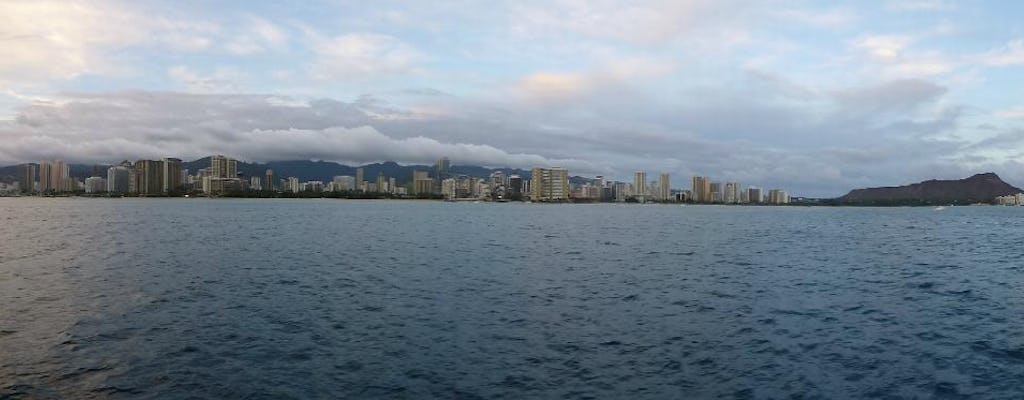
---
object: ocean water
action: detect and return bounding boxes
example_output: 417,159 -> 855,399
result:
2,198 -> 1024,399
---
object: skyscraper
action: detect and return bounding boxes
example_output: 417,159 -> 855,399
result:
748,187 -> 763,204
508,175 -> 523,199
39,160 -> 53,193
52,160 -> 70,193
135,160 -> 163,195
17,163 -> 36,194
107,165 -> 131,194
633,171 -> 648,201
657,173 -> 671,201
162,157 -> 183,194
355,168 -> 364,191
724,182 -> 739,204
691,176 -> 710,203
266,169 -> 275,191
412,170 -> 432,195
376,172 -> 387,193
531,167 -> 569,202
436,157 -> 450,181
211,155 -> 228,178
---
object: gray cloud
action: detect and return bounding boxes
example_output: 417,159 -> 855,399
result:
0,77 -> 1017,198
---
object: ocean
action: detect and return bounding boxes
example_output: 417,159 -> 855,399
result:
2,198 -> 1023,399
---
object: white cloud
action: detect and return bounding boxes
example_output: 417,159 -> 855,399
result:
310,33 -> 423,80
168,66 -> 244,93
994,107 -> 1024,120
0,1 -> 218,88
773,8 -> 858,28
979,39 -> 1024,67
225,16 -> 288,55
888,0 -> 956,11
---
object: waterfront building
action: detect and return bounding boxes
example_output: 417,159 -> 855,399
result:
331,176 -> 356,191
508,175 -> 523,199
376,172 -> 387,193
265,169 -> 275,191
748,187 -> 763,203
768,189 -> 789,204
657,173 -> 671,201
17,163 -> 36,194
412,170 -> 433,195
133,160 -> 163,195
531,167 -> 569,202
162,157 -> 183,194
355,168 -> 364,191
436,157 -> 451,181
84,176 -> 106,193
692,176 -> 710,203
288,177 -> 301,193
106,165 -> 131,193
634,171 -> 648,201
39,160 -> 53,193
304,181 -> 324,192
250,176 -> 262,191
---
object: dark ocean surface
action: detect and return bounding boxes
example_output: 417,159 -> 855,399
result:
2,198 -> 1024,399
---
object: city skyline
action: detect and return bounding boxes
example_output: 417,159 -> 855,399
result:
5,154 -> 792,204
3,2 -> 1024,197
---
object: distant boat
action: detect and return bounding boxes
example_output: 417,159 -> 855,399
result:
933,206 -> 946,211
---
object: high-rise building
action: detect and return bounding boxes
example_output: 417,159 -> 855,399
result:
288,177 -> 301,193
84,176 -> 106,193
633,171 -> 648,200
768,189 -> 789,204
436,157 -> 451,181
376,172 -> 387,193
162,157 -> 183,194
211,155 -> 228,178
51,160 -> 71,193
508,175 -> 523,199
17,163 -> 36,194
748,187 -> 763,204
531,167 -> 569,202
412,170 -> 433,195
135,160 -> 163,195
691,176 -> 710,203
107,165 -> 131,194
355,168 -> 364,191
709,182 -> 722,203
657,173 -> 671,201
724,182 -> 740,204
249,176 -> 262,191
39,160 -> 53,193
265,169 -> 275,191
331,175 -> 356,191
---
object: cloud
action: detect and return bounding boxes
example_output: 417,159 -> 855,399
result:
0,1 -> 219,88
888,0 -> 956,11
168,66 -> 244,93
310,33 -> 423,80
994,107 -> 1024,120
225,16 -> 288,55
772,8 -> 858,28
979,39 -> 1024,67
832,79 -> 948,115
0,1 -> 144,85
0,91 -> 592,172
516,57 -> 676,103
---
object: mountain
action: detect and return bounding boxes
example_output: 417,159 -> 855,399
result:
837,173 -> 1022,205
1,159 -> 533,185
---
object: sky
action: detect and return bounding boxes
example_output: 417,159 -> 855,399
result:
2,0 -> 1024,196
